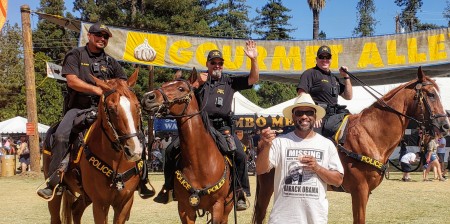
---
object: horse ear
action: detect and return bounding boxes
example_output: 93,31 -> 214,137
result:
127,67 -> 139,88
91,75 -> 111,92
417,66 -> 425,82
187,67 -> 198,84
174,70 -> 183,80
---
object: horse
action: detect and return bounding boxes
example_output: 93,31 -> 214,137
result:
252,67 -> 450,224
141,68 -> 234,224
41,68 -> 146,224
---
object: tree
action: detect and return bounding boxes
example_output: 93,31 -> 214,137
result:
211,0 -> 251,38
443,0 -> 450,26
251,0 -> 297,107
307,0 -> 326,40
353,0 -> 378,37
395,0 -> 423,32
0,23 -> 24,120
253,0 -> 295,40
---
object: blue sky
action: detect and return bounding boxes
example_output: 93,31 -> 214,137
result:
6,0 -> 449,40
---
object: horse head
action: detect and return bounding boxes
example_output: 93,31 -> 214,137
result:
92,68 -> 144,162
141,68 -> 198,117
414,67 -> 450,136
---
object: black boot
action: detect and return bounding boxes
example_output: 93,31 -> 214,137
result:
138,179 -> 155,199
153,187 -> 174,204
37,171 -> 61,200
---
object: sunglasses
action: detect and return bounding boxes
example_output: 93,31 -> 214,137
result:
293,110 -> 315,117
91,32 -> 110,40
318,55 -> 331,60
210,61 -> 224,66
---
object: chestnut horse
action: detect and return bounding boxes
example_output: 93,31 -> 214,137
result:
252,67 -> 450,224
141,69 -> 233,224
42,69 -> 145,224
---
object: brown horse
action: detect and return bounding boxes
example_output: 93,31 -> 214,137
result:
141,69 -> 233,224
252,67 -> 450,224
42,69 -> 145,224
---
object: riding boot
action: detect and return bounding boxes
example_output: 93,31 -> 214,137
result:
37,135 -> 69,200
138,161 -> 155,199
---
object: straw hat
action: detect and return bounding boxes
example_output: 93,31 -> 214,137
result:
282,94 -> 326,120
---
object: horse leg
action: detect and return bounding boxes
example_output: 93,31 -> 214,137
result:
210,201 -> 225,224
92,202 -> 110,224
178,203 -> 196,224
113,197 -> 134,224
350,186 -> 370,224
72,196 -> 91,224
48,195 -> 62,224
252,169 -> 274,224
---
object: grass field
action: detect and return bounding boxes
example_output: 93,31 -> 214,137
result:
0,169 -> 449,224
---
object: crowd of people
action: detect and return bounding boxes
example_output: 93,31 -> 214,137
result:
0,136 -> 31,174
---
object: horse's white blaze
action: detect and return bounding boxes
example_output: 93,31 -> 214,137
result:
120,96 -> 143,154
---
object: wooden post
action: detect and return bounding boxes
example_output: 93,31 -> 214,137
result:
147,65 -> 155,148
21,5 -> 40,173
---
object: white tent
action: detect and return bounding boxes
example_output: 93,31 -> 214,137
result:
257,77 -> 450,116
0,116 -> 50,134
232,92 -> 262,115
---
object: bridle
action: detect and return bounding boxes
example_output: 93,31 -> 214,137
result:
152,79 -> 205,118
101,89 -> 145,152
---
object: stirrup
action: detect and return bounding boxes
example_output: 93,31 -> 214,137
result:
36,181 -> 60,202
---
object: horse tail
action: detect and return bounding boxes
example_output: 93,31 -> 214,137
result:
61,191 -> 74,224
251,169 -> 275,224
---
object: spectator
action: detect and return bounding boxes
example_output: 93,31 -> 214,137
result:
399,139 -> 408,168
400,152 -> 419,181
422,134 -> 446,182
17,136 -> 30,173
437,133 -> 446,178
256,94 -> 344,223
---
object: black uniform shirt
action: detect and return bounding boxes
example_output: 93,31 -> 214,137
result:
198,74 -> 252,119
61,45 -> 127,109
296,66 -> 345,105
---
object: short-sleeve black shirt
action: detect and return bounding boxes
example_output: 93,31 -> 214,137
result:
296,66 -> 345,105
198,74 -> 252,119
61,45 -> 127,109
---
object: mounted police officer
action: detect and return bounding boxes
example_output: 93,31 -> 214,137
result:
37,22 -> 153,200
297,45 -> 353,137
154,40 -> 259,211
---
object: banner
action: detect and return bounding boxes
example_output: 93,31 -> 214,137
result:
234,115 -> 293,131
0,0 -> 7,30
79,22 -> 450,85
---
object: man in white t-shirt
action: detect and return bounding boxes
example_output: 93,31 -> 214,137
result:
400,152 -> 419,181
256,93 -> 344,224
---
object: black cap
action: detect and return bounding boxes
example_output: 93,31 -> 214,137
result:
317,45 -> 331,57
88,22 -> 112,37
207,50 -> 224,61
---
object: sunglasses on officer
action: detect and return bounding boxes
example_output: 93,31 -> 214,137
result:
293,110 -> 315,117
318,54 -> 331,60
210,61 -> 224,66
91,32 -> 110,40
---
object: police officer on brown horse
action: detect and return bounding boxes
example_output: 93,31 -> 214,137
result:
37,22 -> 153,200
154,40 -> 259,211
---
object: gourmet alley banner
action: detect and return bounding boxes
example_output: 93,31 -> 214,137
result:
79,22 -> 450,85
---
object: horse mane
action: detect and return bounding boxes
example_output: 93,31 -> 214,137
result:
361,75 -> 438,113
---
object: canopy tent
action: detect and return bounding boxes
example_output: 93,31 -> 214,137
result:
232,92 -> 262,115
0,116 -> 50,134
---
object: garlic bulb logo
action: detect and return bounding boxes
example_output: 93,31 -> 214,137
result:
134,39 -> 157,62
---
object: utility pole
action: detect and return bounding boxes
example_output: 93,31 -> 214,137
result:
21,5 -> 40,172
147,65 -> 155,147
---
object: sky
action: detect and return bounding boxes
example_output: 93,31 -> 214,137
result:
5,0 -> 449,40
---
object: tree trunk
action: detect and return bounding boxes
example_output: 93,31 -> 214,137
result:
313,9 -> 320,40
